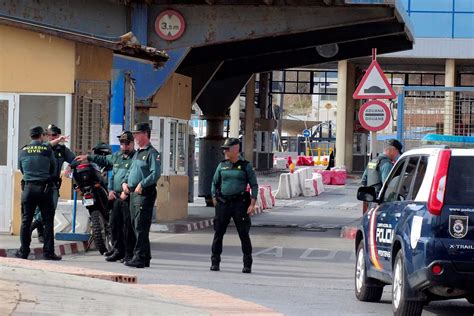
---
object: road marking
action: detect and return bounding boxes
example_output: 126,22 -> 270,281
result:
306,201 -> 328,207
337,202 -> 359,208
254,246 -> 283,258
300,248 -> 338,260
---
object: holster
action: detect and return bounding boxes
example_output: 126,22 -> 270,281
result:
216,195 -> 227,204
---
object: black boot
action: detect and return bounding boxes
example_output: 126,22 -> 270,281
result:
124,257 -> 145,268
210,261 -> 220,271
104,249 -> 115,257
105,251 -> 124,262
43,253 -> 62,261
15,250 -> 28,259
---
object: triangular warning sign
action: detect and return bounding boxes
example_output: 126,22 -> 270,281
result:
353,60 -> 396,99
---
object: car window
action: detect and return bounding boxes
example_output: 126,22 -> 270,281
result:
397,156 -> 419,201
382,159 -> 406,203
445,156 -> 474,205
410,156 -> 428,200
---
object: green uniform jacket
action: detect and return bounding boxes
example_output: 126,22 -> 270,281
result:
211,157 -> 259,199
89,150 -> 135,192
125,143 -> 161,189
50,144 -> 76,180
361,154 -> 393,187
18,140 -> 56,182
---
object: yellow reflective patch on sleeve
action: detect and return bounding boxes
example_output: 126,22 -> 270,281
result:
367,162 -> 377,169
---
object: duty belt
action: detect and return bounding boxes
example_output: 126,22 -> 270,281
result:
24,180 -> 48,185
222,193 -> 245,200
130,186 -> 156,195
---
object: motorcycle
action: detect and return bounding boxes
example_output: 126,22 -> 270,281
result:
69,159 -> 113,255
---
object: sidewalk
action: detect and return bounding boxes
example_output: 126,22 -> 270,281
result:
0,257 -> 280,315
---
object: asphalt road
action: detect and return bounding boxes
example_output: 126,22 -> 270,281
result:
54,203 -> 474,315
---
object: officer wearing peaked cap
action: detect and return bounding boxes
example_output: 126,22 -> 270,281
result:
122,123 -> 161,268
210,137 -> 258,273
361,138 -> 403,213
76,130 -> 136,263
17,126 -> 62,260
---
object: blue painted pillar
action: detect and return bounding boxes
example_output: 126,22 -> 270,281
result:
132,3 -> 148,44
110,69 -> 125,153
396,91 -> 405,144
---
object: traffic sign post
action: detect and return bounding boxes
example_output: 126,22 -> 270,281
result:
358,100 -> 391,159
353,49 -> 396,159
358,100 -> 391,132
353,59 -> 396,100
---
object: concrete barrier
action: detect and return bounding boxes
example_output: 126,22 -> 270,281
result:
276,167 -> 325,199
312,173 -> 325,195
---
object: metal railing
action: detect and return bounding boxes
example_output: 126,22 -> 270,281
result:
397,86 -> 474,150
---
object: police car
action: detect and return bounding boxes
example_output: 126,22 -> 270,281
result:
355,136 -> 474,315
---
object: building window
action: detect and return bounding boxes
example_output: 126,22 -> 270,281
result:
460,74 -> 474,87
150,116 -> 188,176
406,0 -> 474,39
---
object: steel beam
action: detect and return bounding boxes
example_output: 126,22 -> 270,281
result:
214,34 -> 412,79
176,61 -> 224,103
179,20 -> 404,68
0,0 -> 127,37
196,75 -> 251,116
149,4 -> 399,50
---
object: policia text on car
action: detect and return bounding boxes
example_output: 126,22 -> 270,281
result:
210,137 -> 259,273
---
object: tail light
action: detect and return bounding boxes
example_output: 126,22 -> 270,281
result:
77,163 -> 89,170
428,149 -> 451,216
84,193 -> 93,199
431,264 -> 443,275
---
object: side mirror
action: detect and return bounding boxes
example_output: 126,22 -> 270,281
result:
357,186 -> 378,202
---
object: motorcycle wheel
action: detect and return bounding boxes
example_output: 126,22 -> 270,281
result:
90,210 -> 112,255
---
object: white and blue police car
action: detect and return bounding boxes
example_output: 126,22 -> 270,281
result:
355,134 -> 474,315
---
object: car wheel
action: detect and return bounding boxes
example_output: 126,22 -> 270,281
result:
392,251 -> 424,316
355,241 -> 384,302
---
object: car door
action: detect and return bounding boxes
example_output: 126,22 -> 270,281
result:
367,157 -> 407,275
380,156 -> 421,272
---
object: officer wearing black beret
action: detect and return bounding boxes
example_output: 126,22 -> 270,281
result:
122,123 -> 161,268
210,137 -> 258,273
16,126 -> 61,260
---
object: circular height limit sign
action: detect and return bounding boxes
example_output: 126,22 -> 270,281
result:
155,10 -> 186,41
358,100 -> 391,132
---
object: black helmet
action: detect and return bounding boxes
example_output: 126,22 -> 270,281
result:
92,142 -> 112,156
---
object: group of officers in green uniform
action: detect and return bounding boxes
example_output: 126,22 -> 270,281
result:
17,123 -> 161,268
17,121 -> 400,273
17,121 -> 258,272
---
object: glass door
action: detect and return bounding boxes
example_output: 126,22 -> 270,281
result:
0,94 -> 14,233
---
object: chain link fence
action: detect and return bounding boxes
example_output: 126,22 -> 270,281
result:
398,87 -> 474,150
